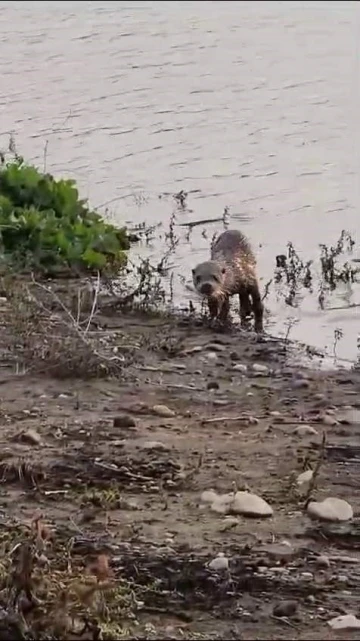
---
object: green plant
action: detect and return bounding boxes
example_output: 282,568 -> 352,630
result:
0,148 -> 130,276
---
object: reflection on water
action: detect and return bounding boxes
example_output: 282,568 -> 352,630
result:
0,0 -> 359,362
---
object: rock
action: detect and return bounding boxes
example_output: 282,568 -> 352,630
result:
207,381 -> 219,391
307,497 -> 353,522
184,346 -> 203,355
327,614 -> 360,630
211,493 -> 234,514
252,363 -> 269,375
205,352 -> 218,361
262,542 -> 297,562
205,343 -> 226,353
230,491 -> 273,518
297,469 -> 313,486
292,379 -> 310,389
321,414 -> 338,426
113,415 -> 136,428
141,441 -> 170,451
208,554 -> 229,571
269,567 -> 288,575
294,425 -> 318,436
336,574 -> 348,583
200,490 -> 218,504
20,428 -> 42,446
221,517 -> 239,530
112,439 -> 126,448
306,594 -> 316,604
301,572 -> 313,581
152,405 -> 176,418
338,407 -> 360,424
316,555 -> 330,568
273,600 -> 298,617
233,363 -> 247,373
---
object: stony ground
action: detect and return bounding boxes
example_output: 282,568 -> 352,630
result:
0,307 -> 359,640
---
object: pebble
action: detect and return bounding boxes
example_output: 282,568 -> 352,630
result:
291,379 -> 310,389
316,555 -> 330,569
207,381 -> 219,391
205,343 -> 226,353
252,363 -> 269,375
257,566 -> 267,574
211,493 -> 234,514
269,567 -> 288,574
112,439 -> 126,447
307,595 -> 316,605
113,415 -> 136,428
327,614 -> 360,630
206,352 -> 218,361
233,363 -> 247,373
321,414 -> 338,426
221,517 -> 239,530
262,542 -> 297,562
184,346 -> 203,355
230,491 -> 273,518
301,572 -> 313,581
294,425 -> 318,437
141,441 -> 170,452
208,554 -> 229,571
152,405 -> 176,418
273,600 -> 298,617
307,497 -> 353,522
336,574 -> 348,583
297,469 -> 313,486
200,490 -> 218,504
21,428 -> 42,446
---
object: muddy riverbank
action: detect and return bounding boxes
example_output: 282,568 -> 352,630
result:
0,300 -> 359,639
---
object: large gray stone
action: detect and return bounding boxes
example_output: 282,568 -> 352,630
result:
327,614 -> 360,630
231,491 -> 273,518
307,497 -> 353,522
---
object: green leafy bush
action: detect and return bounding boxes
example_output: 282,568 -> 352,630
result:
0,152 -> 130,276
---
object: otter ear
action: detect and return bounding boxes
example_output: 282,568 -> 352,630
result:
192,268 -> 195,275
221,267 -> 226,274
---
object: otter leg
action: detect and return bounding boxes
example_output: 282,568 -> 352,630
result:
238,287 -> 252,328
250,283 -> 264,332
218,296 -> 230,323
208,298 -> 219,320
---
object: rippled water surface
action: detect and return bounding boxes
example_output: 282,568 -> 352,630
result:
1,0 -> 359,363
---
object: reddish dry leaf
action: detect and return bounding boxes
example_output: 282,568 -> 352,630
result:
31,510 -> 51,541
86,554 -> 113,582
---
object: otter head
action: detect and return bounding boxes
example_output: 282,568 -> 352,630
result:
192,261 -> 226,299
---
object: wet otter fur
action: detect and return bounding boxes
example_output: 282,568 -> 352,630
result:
192,229 -> 263,332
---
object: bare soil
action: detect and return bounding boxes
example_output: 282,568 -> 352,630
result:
0,308 -> 359,640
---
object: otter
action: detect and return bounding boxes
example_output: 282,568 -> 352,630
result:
192,229 -> 263,332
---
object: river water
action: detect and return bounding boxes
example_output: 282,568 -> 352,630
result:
1,1 -> 359,364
